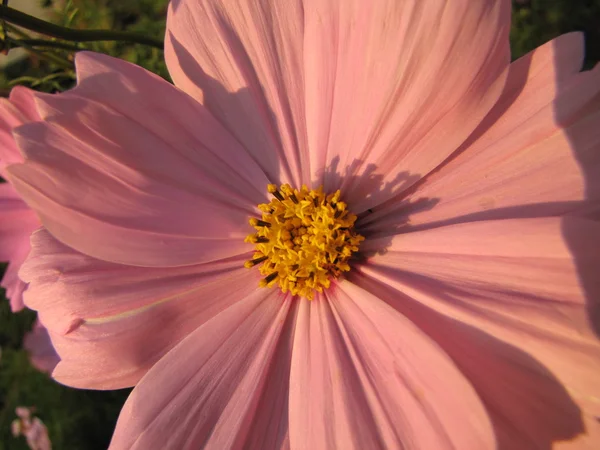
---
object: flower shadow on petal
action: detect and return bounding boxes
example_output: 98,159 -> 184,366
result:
347,36 -> 600,346
317,154 -> 440,258
559,79 -> 600,339
168,32 -> 289,185
364,37 -> 594,235
174,28 -> 441,260
169,24 -> 441,259
354,271 -> 585,450
564,218 -> 600,339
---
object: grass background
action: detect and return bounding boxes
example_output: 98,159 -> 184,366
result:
0,0 -> 599,448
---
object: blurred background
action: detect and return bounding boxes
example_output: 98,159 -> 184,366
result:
0,0 -> 598,448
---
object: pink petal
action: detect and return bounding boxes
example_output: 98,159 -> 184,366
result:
12,408 -> 52,450
359,217 -> 600,442
0,183 -> 37,260
110,289 -> 292,449
288,288 -> 494,450
15,407 -> 31,421
8,52 -> 269,267
165,0 -> 308,187
23,319 -> 59,375
363,33 -> 600,232
303,0 -> 510,211
0,183 -> 39,311
0,86 -> 42,311
165,0 -> 510,209
1,249 -> 28,312
353,274 -> 595,449
26,418 -> 52,450
0,86 -> 39,175
20,228 -> 260,389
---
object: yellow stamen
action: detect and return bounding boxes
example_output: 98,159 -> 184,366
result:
244,255 -> 269,268
244,184 -> 364,300
249,218 -> 272,228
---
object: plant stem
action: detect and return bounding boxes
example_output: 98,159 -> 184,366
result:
5,37 -> 83,52
3,23 -> 74,69
0,5 -> 163,49
8,71 -> 74,88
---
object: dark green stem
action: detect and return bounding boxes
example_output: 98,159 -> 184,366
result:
5,37 -> 83,52
3,23 -> 74,68
0,5 -> 163,49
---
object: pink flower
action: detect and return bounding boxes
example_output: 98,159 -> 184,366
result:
0,89 -> 59,375
0,88 -> 41,312
12,406 -> 52,450
7,0 -> 600,448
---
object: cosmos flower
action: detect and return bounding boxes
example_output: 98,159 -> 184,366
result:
7,0 -> 600,448
11,406 -> 52,450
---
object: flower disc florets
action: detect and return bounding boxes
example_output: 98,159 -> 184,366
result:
245,184 -> 364,300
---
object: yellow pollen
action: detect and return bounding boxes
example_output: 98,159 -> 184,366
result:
245,184 -> 364,300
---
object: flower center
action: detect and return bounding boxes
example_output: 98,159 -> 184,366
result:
245,184 -> 364,299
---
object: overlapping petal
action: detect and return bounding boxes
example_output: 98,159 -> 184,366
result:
7,52 -> 270,267
357,217 -> 600,445
20,228 -> 260,389
165,0 -> 308,187
362,33 -> 600,233
302,0 -> 510,212
351,273 -> 598,449
110,289 -> 292,449
0,183 -> 39,310
288,288 -> 494,450
0,86 -> 41,311
0,86 -> 39,175
166,0 -> 510,210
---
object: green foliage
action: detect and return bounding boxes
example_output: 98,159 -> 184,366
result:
511,0 -> 600,67
60,0 -> 170,79
0,0 -> 169,93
